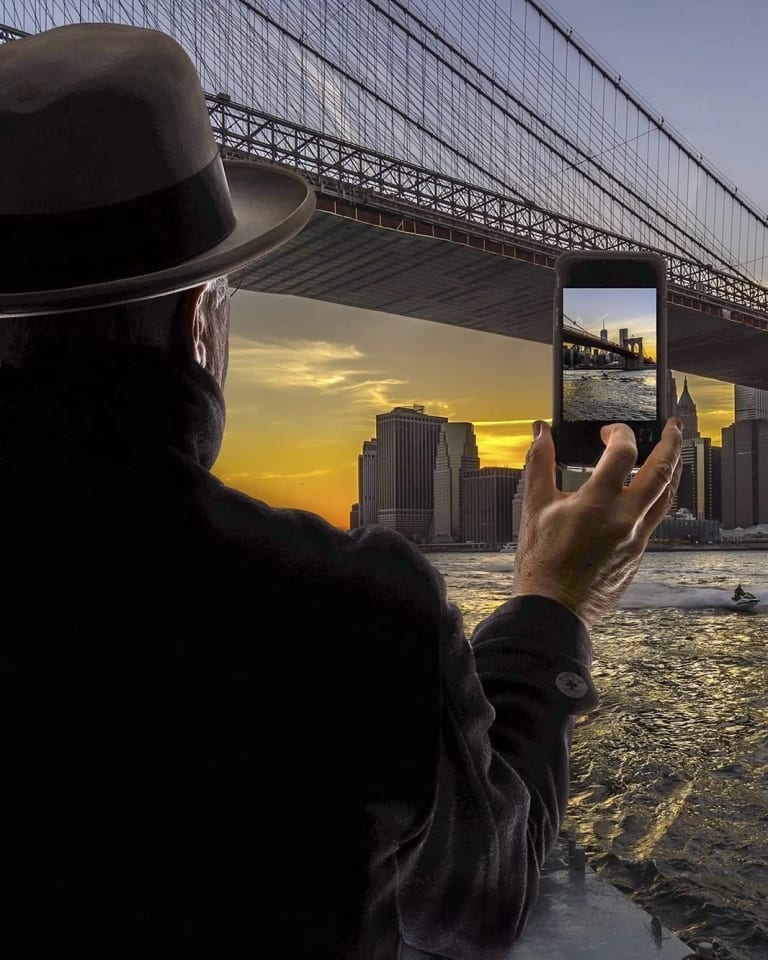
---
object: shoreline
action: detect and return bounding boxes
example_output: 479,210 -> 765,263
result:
418,542 -> 768,553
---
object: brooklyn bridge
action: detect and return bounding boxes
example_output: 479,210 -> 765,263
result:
2,0 -> 767,390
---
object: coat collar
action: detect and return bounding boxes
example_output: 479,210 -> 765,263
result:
0,345 -> 225,471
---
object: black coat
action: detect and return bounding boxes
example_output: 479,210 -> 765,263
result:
0,347 -> 597,958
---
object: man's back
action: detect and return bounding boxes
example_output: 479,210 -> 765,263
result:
0,346 -> 443,955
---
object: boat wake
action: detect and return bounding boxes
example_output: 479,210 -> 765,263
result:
619,583 -> 767,610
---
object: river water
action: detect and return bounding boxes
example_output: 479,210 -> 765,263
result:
429,549 -> 768,960
563,367 -> 657,420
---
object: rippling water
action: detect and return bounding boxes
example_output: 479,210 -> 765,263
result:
564,367 -> 657,420
429,549 -> 768,960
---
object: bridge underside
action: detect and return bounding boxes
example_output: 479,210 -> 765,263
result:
234,207 -> 768,391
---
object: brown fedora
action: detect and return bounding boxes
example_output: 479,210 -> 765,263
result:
0,21 -> 316,317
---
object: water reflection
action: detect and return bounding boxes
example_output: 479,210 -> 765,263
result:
430,550 -> 768,960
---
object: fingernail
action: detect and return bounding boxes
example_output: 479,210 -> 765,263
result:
532,420 -> 543,440
673,417 -> 683,431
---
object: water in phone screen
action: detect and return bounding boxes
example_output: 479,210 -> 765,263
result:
562,287 -> 657,421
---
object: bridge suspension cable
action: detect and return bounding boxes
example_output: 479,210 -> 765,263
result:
2,0 -> 767,290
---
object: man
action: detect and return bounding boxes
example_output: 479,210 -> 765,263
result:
0,22 -> 682,959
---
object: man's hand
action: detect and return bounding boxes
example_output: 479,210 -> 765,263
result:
512,418 -> 683,629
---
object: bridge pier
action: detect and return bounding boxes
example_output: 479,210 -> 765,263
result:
623,355 -> 643,370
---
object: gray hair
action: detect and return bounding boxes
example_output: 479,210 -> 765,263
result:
0,275 -> 231,385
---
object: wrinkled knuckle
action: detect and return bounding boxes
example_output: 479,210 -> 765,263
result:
654,459 -> 674,486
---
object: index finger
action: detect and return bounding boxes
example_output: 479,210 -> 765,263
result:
627,417 -> 683,509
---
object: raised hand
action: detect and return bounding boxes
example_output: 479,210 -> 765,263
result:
512,418 -> 683,628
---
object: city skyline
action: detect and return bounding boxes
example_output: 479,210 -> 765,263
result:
563,287 -> 657,360
209,2 -> 768,532
213,289 -> 744,529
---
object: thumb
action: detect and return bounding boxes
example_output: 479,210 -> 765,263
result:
524,420 -> 556,507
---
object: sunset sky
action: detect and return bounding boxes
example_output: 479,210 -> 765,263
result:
213,0 -> 764,531
213,289 -> 735,530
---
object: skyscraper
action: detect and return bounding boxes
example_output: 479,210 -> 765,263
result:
512,469 -> 526,539
667,371 -> 679,419
735,385 -> 768,421
679,437 -> 716,520
677,377 -> 700,439
461,467 -> 521,544
433,422 -> 480,542
376,405 -> 447,542
721,419 -> 768,528
357,438 -> 378,526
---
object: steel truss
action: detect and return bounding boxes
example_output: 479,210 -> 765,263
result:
208,97 -> 768,320
1,22 -> 766,322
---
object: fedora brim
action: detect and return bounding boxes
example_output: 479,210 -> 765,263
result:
0,160 -> 316,317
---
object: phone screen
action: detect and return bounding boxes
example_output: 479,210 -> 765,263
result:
562,287 -> 658,425
553,253 -> 667,471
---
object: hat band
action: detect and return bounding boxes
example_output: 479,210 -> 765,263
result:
0,154 -> 236,294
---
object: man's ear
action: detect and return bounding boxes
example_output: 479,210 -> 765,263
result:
182,285 -> 207,367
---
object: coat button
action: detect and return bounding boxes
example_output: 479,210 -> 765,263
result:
555,671 -> 588,699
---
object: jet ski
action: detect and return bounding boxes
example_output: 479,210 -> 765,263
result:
731,589 -> 760,611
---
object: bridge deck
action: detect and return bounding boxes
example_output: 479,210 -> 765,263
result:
236,206 -> 768,391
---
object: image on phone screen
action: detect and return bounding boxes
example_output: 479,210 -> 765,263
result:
562,287 -> 657,422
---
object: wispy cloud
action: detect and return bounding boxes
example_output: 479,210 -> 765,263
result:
226,338 -> 414,410
228,337 -> 369,389
337,378 -> 408,409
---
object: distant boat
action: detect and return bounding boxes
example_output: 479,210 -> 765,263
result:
499,542 -> 516,553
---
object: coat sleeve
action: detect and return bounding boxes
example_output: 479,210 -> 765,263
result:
397,594 -> 598,960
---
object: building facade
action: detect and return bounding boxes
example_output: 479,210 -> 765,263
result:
376,405 -> 447,542
676,377 -> 700,439
678,437 -> 717,520
433,422 -> 480,542
512,469 -> 526,539
667,371 -> 679,420
461,467 -> 522,544
357,438 -> 378,526
650,510 -> 720,543
721,418 -> 768,528
735,385 -> 768,421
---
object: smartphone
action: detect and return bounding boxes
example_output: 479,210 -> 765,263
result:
552,250 -> 668,472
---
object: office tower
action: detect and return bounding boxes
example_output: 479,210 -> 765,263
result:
677,377 -> 700,439
721,419 -> 768,528
376,405 -> 447,542
618,327 -> 629,347
462,468 -> 522,544
357,438 -> 378,526
512,469 -> 526,539
710,446 -> 722,523
433,422 -> 480,542
735,384 -> 768,421
600,328 -> 608,341
667,372 -> 679,419
349,503 -> 360,530
679,437 -> 716,520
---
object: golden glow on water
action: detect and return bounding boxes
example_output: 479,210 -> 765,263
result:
431,550 -> 768,960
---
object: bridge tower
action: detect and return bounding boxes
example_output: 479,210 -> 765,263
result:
623,336 -> 644,371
